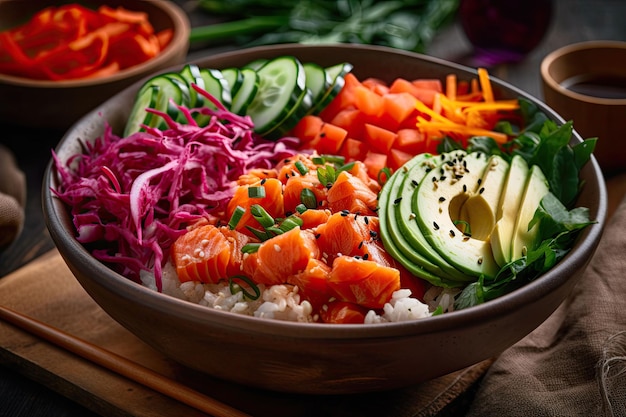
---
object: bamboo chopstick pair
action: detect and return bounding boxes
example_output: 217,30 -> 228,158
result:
0,305 -> 250,417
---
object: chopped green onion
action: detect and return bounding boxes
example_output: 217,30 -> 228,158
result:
250,204 -> 274,228
265,226 -> 285,235
311,156 -> 325,165
338,161 -> 355,172
228,205 -> 245,229
246,225 -> 273,241
320,154 -> 345,166
229,275 -> 261,301
248,185 -> 266,198
241,243 -> 261,254
377,167 -> 392,186
278,216 -> 303,232
453,220 -> 471,236
431,305 -> 444,316
295,203 -> 308,214
300,188 -> 318,209
294,160 -> 309,175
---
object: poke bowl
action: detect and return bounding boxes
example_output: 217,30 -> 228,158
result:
43,44 -> 607,394
0,0 -> 190,129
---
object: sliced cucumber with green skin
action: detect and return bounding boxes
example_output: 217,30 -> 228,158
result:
199,68 -> 232,110
303,62 -> 331,105
244,58 -> 268,71
126,74 -> 189,133
124,84 -> 159,136
259,86 -> 313,140
163,73 -> 192,124
221,67 -> 244,97
308,62 -> 353,115
230,68 -> 259,116
179,64 -> 205,108
246,56 -> 308,134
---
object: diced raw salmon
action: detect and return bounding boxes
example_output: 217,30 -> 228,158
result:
327,256 -> 401,309
327,170 -> 378,215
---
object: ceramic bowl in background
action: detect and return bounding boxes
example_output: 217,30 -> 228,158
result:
541,40 -> 626,176
43,44 -> 607,394
0,0 -> 190,130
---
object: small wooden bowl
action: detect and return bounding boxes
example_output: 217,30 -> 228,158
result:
0,0 -> 190,130
541,40 -> 626,176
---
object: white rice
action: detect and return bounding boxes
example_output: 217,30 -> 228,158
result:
140,262 -> 447,324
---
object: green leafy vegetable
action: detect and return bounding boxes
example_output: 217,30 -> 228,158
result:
454,106 -> 597,310
191,0 -> 460,53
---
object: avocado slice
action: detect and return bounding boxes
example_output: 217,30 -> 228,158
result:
414,151 -> 500,279
491,155 -> 530,266
398,151 -> 473,284
511,164 -> 550,261
378,154 -> 450,285
379,152 -> 471,287
460,155 -> 509,241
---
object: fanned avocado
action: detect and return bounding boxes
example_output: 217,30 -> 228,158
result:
414,152 -> 501,279
511,164 -> 550,260
378,152 -> 470,287
491,155 -> 530,266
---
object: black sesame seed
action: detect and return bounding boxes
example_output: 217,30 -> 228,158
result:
477,178 -> 482,185
425,167 -> 432,173
446,160 -> 454,167
364,216 -> 369,225
315,233 -> 321,239
439,196 -> 446,202
411,179 -> 419,187
358,241 -> 364,249
340,210 -> 349,217
432,176 -> 437,182
463,184 -> 467,192
479,187 -> 485,194
393,197 -> 402,205
440,175 -> 447,181
362,253 -> 369,260
319,132 -> 326,138
449,230 -> 455,238
433,221 -> 439,230
260,178 -> 267,185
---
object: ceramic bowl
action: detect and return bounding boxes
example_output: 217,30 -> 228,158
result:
0,0 -> 190,130
43,44 -> 607,395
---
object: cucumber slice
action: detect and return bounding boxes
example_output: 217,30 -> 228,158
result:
124,84 -> 159,136
199,68 -> 232,110
244,58 -> 268,71
309,62 -> 353,115
303,62 -> 331,105
130,74 -> 188,131
259,87 -> 314,140
230,68 -> 259,116
221,67 -> 244,97
246,56 -> 308,134
179,64 -> 205,108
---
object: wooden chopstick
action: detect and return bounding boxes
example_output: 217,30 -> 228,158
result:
0,305 -> 250,417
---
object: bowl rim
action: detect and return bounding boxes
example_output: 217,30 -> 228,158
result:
44,43 -> 609,340
0,0 -> 190,88
540,40 -> 626,106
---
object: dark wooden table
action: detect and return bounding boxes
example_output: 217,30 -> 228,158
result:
1,0 -> 625,416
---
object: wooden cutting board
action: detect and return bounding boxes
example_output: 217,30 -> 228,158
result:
0,250 -> 493,417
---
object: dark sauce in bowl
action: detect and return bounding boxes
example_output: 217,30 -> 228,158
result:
560,75 -> 626,99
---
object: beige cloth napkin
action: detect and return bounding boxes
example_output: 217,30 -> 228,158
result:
467,193 -> 626,417
0,145 -> 26,250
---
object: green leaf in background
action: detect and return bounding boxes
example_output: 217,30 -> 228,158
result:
191,0 -> 460,53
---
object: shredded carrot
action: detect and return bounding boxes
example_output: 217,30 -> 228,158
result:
0,3 -> 172,81
445,74 -> 456,101
477,68 -> 494,102
413,68 -> 518,145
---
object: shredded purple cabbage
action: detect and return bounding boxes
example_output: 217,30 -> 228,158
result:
52,99 -> 299,291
